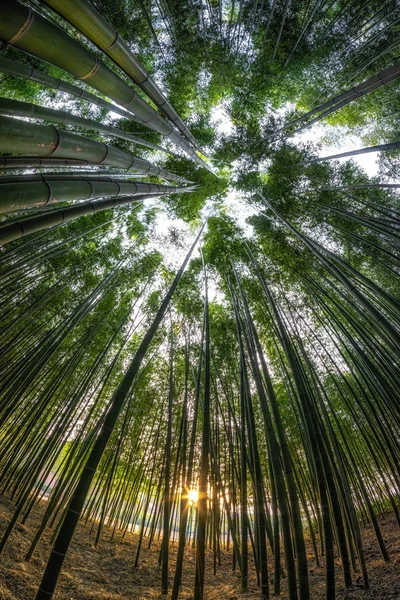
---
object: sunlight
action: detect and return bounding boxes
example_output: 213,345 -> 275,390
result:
188,489 -> 198,504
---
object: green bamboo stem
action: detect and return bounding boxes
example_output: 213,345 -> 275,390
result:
284,0 -> 326,66
253,272 -> 336,599
194,262 -> 211,600
231,297 -> 269,600
232,275 -> 297,598
0,96 -> 179,157
242,250 -> 311,599
258,192 -> 400,356
239,364 -> 248,593
310,239 -> 400,319
161,330 -> 174,595
304,141 -> 400,163
0,157 -> 90,169
319,183 -> 400,190
0,115 -> 191,185
0,56 -> 143,123
0,193 -> 148,245
0,173 -> 191,214
281,62 -> 400,135
171,316 -> 206,600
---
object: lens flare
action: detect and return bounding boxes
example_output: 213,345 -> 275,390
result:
188,489 -> 198,504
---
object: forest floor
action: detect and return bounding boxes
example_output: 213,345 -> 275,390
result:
0,496 -> 399,600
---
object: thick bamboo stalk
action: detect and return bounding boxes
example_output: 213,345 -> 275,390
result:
1,170 -> 149,180
0,157 -> 90,169
0,97 -> 178,157
161,332 -> 174,595
0,116 -> 191,184
0,172 -> 191,213
0,56 -> 142,123
194,265 -> 211,600
239,370 -> 248,593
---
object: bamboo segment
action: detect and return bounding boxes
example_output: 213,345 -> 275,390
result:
0,174 -> 192,213
0,116 -> 191,184
0,170 -> 150,179
161,331 -> 174,595
320,183 -> 400,190
0,97 -> 179,157
194,263 -> 211,600
0,157 -> 91,169
0,194 -> 148,245
0,56 -> 143,123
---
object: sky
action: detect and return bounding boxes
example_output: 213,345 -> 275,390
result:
295,125 -> 380,176
210,103 -> 380,176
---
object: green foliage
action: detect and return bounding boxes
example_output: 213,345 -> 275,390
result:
162,159 -> 229,221
173,258 -> 204,320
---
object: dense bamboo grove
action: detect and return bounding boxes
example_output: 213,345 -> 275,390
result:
0,1 -> 399,599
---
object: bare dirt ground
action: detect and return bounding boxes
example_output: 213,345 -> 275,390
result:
0,496 -> 399,600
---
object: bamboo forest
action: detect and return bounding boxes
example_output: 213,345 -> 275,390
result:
0,0 -> 399,599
